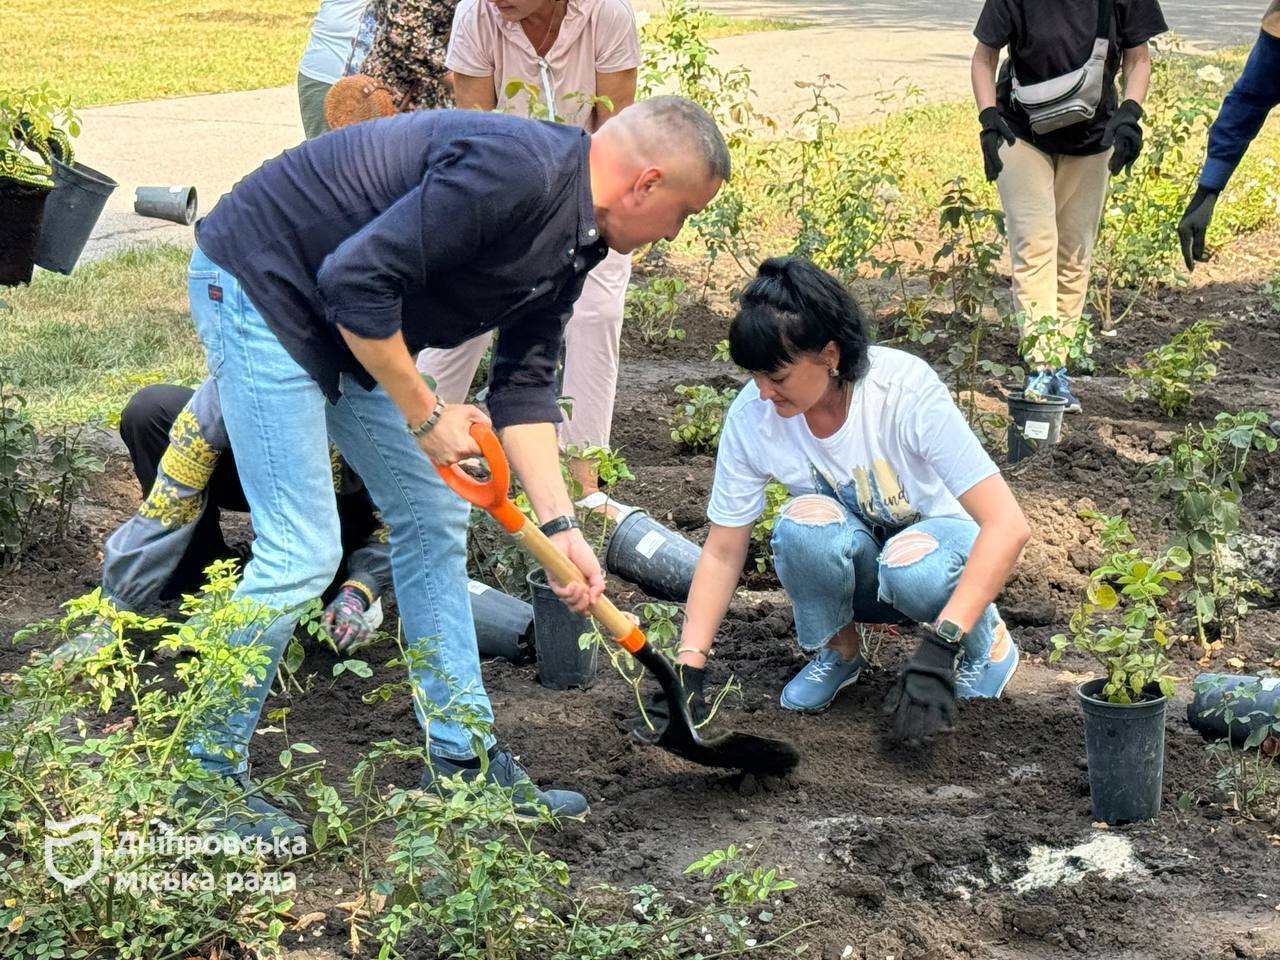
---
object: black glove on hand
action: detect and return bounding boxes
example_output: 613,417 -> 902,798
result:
979,106 -> 1016,182
1101,99 -> 1144,174
884,631 -> 958,745
1177,186 -> 1220,271
631,664 -> 708,741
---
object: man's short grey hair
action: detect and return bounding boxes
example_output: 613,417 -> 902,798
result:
630,95 -> 731,183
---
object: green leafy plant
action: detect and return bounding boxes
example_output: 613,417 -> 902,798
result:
626,275 -> 688,344
686,844 -> 797,907
1153,411 -> 1278,648
0,85 -> 78,188
1122,319 -> 1225,416
765,75 -> 906,288
1050,512 -> 1187,703
928,178 -> 1019,440
0,578 -> 306,958
1017,313 -> 1097,374
572,444 -> 636,490
1089,69 -> 1218,328
668,384 -> 737,452
640,0 -> 771,291
749,479 -> 789,573
0,375 -> 104,568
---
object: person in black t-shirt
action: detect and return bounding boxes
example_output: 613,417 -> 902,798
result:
971,0 -> 1167,414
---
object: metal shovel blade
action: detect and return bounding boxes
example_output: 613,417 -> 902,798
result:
634,645 -> 800,776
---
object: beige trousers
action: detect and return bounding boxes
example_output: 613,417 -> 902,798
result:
415,247 -> 631,451
996,138 -> 1111,367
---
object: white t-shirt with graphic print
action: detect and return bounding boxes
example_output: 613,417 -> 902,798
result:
707,346 -> 999,531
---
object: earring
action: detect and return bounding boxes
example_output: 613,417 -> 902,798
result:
829,367 -> 838,378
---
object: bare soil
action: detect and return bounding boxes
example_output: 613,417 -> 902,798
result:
4,228 -> 1280,959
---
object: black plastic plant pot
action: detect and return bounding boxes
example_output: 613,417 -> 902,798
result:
134,185 -> 198,225
1006,391 -> 1067,464
34,157 -> 118,275
604,509 -> 701,603
0,178 -> 51,286
527,568 -> 597,690
468,579 -> 533,663
1187,672 -> 1280,746
1077,677 -> 1167,824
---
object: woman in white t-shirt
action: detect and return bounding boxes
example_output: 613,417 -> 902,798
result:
415,0 -> 641,509
668,257 -> 1030,743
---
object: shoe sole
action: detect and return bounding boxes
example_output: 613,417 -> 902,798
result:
779,670 -> 862,714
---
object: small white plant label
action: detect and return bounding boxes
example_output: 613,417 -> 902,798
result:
635,530 -> 666,559
467,581 -> 489,596
1024,420 -> 1051,440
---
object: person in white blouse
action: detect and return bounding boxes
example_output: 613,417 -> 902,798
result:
415,0 -> 641,511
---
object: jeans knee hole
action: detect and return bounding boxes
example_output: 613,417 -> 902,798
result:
882,532 -> 938,568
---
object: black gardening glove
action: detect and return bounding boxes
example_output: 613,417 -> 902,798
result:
631,665 -> 708,741
1177,186 -> 1220,271
884,631 -> 959,745
1101,99 -> 1144,174
978,106 -> 1016,182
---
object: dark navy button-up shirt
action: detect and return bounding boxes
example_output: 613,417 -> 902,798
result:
195,109 -> 607,428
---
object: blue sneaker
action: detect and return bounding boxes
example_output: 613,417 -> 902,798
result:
955,637 -> 1020,699
1049,367 -> 1082,413
1022,368 -> 1054,403
780,647 -> 865,713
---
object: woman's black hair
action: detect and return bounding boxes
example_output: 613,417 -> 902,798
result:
728,256 -> 871,384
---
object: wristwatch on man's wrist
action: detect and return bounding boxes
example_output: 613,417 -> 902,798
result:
408,395 -> 446,439
931,618 -> 966,646
539,515 -> 580,537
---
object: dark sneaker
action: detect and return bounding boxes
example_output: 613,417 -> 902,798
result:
421,748 -> 588,821
1050,367 -> 1082,414
1022,368 -> 1054,403
779,647 -> 865,713
179,771 -> 305,844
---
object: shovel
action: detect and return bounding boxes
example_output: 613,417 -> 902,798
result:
435,423 -> 800,776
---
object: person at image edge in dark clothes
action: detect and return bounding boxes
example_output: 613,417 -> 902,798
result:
971,0 -> 1168,413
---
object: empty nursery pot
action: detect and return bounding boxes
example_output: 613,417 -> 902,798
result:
134,185 -> 198,225
1006,391 -> 1067,464
604,509 -> 701,603
1077,678 -> 1167,824
468,579 -> 533,663
1187,672 -> 1280,746
0,178 -> 51,286
34,157 -> 117,275
526,567 -> 597,690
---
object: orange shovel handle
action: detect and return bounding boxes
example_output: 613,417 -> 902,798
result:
434,424 -> 646,654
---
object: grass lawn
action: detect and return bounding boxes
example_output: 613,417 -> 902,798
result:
699,14 -> 806,39
0,245 -> 204,426
2,0 -> 803,107
2,0 -> 316,106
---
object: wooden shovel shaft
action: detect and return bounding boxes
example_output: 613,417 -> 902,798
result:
513,516 -> 646,653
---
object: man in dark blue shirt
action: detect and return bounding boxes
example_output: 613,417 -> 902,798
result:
183,96 -> 729,837
1178,3 -> 1280,269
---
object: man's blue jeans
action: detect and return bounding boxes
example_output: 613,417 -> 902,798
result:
186,244 -> 494,773
770,493 -> 1003,663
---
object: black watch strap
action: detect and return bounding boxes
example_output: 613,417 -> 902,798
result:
538,515 -> 580,537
